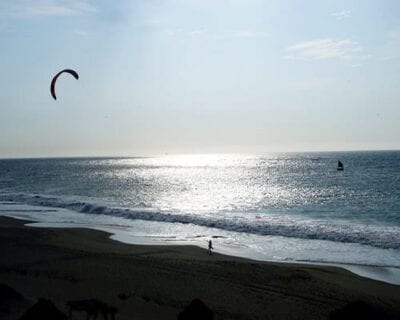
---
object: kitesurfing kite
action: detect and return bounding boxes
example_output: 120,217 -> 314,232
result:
50,69 -> 79,100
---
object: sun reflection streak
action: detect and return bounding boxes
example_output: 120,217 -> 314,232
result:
108,154 -> 291,215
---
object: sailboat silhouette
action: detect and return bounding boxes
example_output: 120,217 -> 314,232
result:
337,160 -> 344,171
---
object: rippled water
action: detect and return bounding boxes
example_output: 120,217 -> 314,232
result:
1,151 -> 400,275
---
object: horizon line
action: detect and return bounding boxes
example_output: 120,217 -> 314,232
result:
1,148 -> 399,160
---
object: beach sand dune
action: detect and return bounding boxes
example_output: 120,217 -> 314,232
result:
1,216 -> 400,319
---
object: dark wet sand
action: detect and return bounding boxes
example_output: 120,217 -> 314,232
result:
1,216 -> 400,319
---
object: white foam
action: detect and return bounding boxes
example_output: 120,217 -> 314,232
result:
1,202 -> 399,286
2,193 -> 400,250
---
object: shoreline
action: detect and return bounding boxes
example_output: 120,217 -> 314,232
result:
3,211 -> 400,286
5,210 -> 400,286
1,215 -> 400,319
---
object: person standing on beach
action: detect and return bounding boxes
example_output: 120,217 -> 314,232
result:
208,240 -> 213,255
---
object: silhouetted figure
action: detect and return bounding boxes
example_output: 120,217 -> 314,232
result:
208,240 -> 213,255
19,298 -> 67,320
177,299 -> 214,320
66,299 -> 117,320
329,301 -> 389,320
337,160 -> 344,171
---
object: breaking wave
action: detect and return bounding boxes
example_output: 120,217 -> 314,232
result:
1,192 -> 400,250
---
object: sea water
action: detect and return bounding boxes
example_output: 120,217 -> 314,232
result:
1,152 -> 399,284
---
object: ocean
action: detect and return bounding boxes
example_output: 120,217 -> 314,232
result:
1,151 -> 400,283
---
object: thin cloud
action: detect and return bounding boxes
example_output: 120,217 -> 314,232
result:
331,9 -> 351,20
190,29 -> 268,40
285,38 -> 364,60
234,30 -> 268,38
188,29 -> 207,37
143,17 -> 165,27
3,0 -> 95,18
382,26 -> 400,60
73,29 -> 88,37
160,26 -> 268,40
164,28 -> 183,37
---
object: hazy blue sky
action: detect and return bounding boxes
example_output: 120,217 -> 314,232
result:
1,0 -> 399,157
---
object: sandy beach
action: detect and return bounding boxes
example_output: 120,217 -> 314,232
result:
1,216 -> 400,319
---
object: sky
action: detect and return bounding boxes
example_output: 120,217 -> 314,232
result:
0,0 -> 400,157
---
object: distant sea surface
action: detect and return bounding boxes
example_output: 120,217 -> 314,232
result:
1,152 -> 400,282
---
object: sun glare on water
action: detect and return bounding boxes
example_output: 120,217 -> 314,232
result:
114,154 -> 284,216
